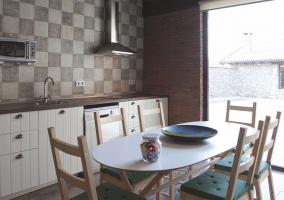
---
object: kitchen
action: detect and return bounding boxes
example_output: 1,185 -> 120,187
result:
0,0 -> 256,199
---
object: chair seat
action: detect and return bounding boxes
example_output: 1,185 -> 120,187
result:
101,167 -> 155,185
71,182 -> 146,200
180,170 -> 253,200
214,154 -> 271,179
231,143 -> 253,154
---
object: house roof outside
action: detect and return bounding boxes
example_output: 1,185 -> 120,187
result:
219,39 -> 284,64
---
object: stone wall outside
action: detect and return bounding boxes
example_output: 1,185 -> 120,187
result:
209,64 -> 284,99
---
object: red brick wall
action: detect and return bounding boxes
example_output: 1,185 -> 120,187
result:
144,6 -> 203,125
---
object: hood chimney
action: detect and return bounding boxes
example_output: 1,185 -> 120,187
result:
242,33 -> 253,53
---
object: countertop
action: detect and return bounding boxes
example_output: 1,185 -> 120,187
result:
0,93 -> 168,114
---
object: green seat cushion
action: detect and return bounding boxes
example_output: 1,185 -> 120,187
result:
101,167 -> 154,185
180,170 -> 253,200
71,182 -> 146,200
214,154 -> 271,179
231,143 -> 253,154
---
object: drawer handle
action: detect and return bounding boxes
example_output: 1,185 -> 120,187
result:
156,99 -> 160,103
59,110 -> 65,114
16,154 -> 24,159
16,134 -> 24,139
131,115 -> 136,119
15,114 -> 23,119
131,129 -> 136,133
131,102 -> 136,105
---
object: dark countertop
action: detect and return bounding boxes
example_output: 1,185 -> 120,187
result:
0,93 -> 168,114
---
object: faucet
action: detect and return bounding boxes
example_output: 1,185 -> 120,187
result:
40,77 -> 54,103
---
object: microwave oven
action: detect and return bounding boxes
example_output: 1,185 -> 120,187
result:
0,37 -> 36,64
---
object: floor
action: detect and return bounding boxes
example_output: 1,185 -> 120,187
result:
11,170 -> 284,200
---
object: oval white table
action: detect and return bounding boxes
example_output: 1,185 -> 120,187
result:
92,121 -> 258,198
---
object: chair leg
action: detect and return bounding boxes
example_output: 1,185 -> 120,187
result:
254,179 -> 263,200
169,171 -> 174,200
99,173 -> 104,184
155,178 -> 163,200
268,167 -> 276,200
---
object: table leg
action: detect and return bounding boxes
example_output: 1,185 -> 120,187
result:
118,170 -> 134,193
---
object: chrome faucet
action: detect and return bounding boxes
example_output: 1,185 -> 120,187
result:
40,77 -> 54,103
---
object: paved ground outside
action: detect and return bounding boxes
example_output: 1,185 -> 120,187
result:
209,97 -> 284,167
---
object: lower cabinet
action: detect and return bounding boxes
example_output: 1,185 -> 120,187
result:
0,106 -> 84,199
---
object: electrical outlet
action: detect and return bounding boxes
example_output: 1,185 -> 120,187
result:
129,80 -> 135,85
75,81 -> 85,87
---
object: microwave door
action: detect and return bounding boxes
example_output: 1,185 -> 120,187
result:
0,41 -> 26,61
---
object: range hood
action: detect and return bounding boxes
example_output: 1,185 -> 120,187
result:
95,0 -> 137,56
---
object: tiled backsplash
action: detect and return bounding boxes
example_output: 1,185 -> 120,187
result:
0,0 -> 143,102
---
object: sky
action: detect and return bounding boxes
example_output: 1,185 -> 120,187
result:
208,0 -> 284,64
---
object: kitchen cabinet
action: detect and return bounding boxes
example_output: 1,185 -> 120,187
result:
0,107 -> 83,199
119,97 -> 168,135
0,111 -> 38,198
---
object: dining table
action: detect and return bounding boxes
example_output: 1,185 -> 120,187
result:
92,121 -> 258,199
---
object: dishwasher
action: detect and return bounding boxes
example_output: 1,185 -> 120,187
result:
84,103 -> 121,173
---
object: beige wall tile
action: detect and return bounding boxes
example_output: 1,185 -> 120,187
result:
121,35 -> 129,47
121,57 -> 129,69
34,52 -> 48,67
20,2 -> 34,20
95,18 -> 104,31
121,13 -> 129,24
84,29 -> 94,42
61,54 -> 73,67
94,68 -> 104,81
104,57 -> 113,69
61,82 -> 72,96
113,69 -> 121,81
104,81 -> 112,94
49,9 -> 61,24
19,66 -> 34,82
62,0 -> 73,12
84,81 -> 94,95
73,68 -> 84,80
61,25 -> 73,40
35,21 -> 48,37
129,69 -> 136,80
73,41 -> 84,54
0,66 -> 2,82
73,13 -> 84,28
2,16 -> 19,34
137,0 -> 142,6
2,83 -> 19,100
137,38 -> 143,48
35,0 -> 49,7
84,55 -> 94,68
34,82 -> 43,98
121,80 -> 129,93
85,3 -> 95,17
48,67 -> 61,81
48,38 -> 61,53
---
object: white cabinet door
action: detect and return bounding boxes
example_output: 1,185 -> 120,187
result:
10,112 -> 29,133
0,155 -> 11,197
0,114 -> 10,135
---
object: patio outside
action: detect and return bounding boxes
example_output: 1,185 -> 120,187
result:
209,97 -> 284,167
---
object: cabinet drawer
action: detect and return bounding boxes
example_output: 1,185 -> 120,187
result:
0,149 -> 39,197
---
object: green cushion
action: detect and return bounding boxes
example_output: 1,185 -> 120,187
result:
101,167 -> 154,185
231,143 -> 253,154
214,154 -> 271,179
70,182 -> 146,200
180,170 -> 253,200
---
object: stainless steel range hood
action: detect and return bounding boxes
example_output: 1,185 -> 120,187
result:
95,0 -> 136,56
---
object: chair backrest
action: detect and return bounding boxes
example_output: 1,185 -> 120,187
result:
94,108 -> 128,145
137,102 -> 165,132
48,127 -> 98,200
226,100 -> 257,128
254,111 -> 281,174
226,124 -> 261,200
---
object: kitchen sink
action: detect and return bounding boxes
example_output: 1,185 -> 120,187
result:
30,100 -> 73,106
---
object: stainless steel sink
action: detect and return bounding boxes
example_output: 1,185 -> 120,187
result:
31,100 -> 73,106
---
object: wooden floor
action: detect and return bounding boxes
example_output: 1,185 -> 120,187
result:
11,170 -> 284,200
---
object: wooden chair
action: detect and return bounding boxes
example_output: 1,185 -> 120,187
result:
226,100 -> 257,155
180,125 -> 260,200
47,127 -> 146,200
137,102 -> 165,132
94,108 -> 155,194
214,111 -> 281,200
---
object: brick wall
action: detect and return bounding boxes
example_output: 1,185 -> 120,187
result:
144,6 -> 203,125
